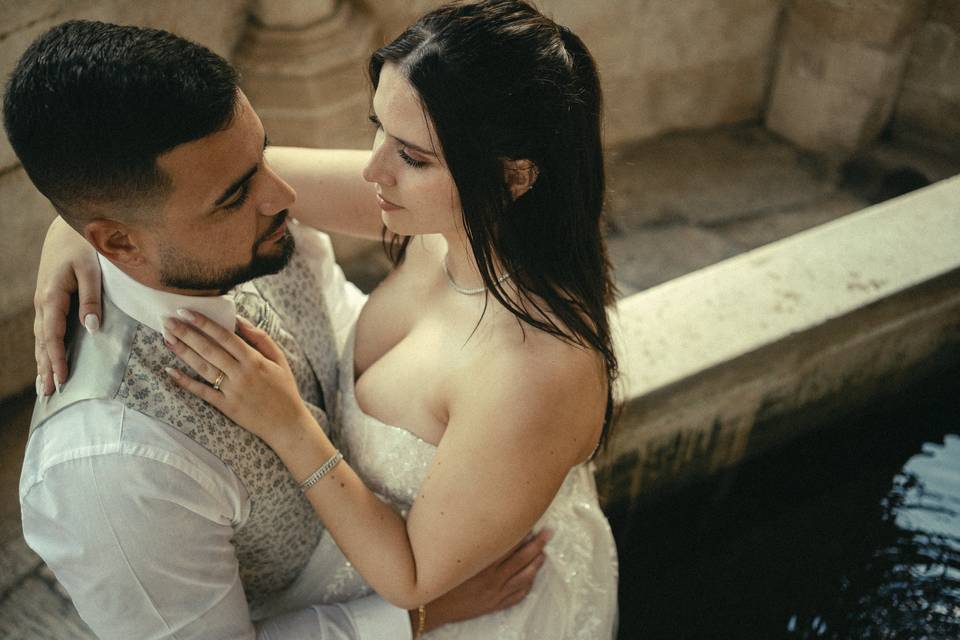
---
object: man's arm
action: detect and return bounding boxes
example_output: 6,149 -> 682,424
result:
20,403 -> 406,640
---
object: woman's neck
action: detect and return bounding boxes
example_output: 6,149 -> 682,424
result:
440,231 -> 487,291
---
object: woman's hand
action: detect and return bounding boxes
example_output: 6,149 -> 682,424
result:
163,311 -> 316,449
34,217 -> 102,395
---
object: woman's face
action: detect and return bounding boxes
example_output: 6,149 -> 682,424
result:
362,63 -> 462,237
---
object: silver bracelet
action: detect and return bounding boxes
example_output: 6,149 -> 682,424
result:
299,450 -> 344,492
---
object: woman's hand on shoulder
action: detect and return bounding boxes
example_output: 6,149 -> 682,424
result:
34,216 -> 102,395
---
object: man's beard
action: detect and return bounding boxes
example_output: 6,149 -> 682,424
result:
158,212 -> 295,293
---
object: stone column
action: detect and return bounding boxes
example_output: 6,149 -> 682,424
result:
233,0 -> 381,149
765,0 -> 930,155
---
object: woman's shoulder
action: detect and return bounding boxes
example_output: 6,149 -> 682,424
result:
452,323 -> 607,458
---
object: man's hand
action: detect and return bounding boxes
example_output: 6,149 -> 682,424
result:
411,529 -> 552,634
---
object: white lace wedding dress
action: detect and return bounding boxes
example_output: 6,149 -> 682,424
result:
326,325 -> 619,638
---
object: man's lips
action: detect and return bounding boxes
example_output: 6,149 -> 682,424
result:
260,213 -> 289,242
377,194 -> 403,211
265,220 -> 287,240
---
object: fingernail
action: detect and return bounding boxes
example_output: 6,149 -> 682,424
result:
164,337 -> 177,348
83,314 -> 100,334
54,373 -> 63,394
176,308 -> 196,323
35,375 -> 42,397
164,367 -> 177,378
544,529 -> 555,542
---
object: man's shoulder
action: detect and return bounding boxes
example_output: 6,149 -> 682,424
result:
21,398 -> 244,509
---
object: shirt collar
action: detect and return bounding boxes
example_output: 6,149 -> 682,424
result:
98,253 -> 238,337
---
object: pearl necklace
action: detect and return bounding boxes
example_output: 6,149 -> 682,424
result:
442,256 -> 511,295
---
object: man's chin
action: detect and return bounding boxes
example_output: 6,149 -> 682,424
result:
160,232 -> 295,293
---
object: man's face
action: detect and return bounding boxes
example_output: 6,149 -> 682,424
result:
145,91 -> 296,294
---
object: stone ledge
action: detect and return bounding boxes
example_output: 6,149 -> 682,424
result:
597,175 -> 960,505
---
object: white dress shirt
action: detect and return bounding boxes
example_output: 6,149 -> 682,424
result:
19,223 -> 410,640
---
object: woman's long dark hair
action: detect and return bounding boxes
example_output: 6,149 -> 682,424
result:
370,0 -> 619,446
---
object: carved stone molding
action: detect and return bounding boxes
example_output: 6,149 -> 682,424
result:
234,1 -> 380,149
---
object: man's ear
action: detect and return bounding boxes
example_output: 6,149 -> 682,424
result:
503,159 -> 539,200
83,219 -> 147,266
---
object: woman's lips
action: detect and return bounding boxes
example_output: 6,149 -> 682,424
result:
377,194 -> 403,211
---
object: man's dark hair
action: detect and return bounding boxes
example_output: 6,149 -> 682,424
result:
2,20 -> 240,226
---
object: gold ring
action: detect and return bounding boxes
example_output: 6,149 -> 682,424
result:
213,371 -> 225,391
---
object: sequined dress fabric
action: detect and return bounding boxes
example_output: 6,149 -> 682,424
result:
326,324 -> 619,638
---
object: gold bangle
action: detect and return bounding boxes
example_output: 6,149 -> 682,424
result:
415,604 -> 426,638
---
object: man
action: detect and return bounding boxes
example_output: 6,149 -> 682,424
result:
5,20 -> 545,639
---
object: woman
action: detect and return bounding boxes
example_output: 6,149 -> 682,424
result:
35,1 -> 619,636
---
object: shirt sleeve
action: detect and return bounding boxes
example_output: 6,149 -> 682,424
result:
20,410 -> 409,640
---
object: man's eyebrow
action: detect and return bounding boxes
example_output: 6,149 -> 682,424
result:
213,134 -> 270,207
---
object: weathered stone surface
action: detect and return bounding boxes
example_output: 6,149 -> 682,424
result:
607,225 -> 741,296
606,126 -> 835,229
0,310 -> 37,403
249,0 -> 337,29
0,535 -> 40,596
0,168 -> 57,315
765,4 -> 922,153
718,191 -> 866,249
790,0 -> 928,47
0,392 -> 32,541
363,0 -> 784,146
0,574 -> 94,639
892,4 -> 960,150
234,0 -> 380,150
548,0 -> 784,146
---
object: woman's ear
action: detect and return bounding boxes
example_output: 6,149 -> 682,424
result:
83,219 -> 146,266
503,159 -> 540,200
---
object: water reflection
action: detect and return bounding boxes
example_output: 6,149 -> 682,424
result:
788,435 -> 960,639
613,371 -> 960,639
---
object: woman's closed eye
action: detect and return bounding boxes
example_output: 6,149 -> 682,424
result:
368,114 -> 429,169
397,147 -> 427,168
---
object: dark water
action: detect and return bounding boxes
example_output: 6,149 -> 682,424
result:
611,367 -> 960,640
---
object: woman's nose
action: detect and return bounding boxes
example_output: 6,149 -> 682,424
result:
362,132 -> 395,187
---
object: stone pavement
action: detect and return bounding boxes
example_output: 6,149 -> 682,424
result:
0,125 -> 957,638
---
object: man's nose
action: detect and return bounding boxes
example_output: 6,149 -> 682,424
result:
260,166 -> 297,216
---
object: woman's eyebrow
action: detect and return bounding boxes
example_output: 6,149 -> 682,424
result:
372,110 -> 437,157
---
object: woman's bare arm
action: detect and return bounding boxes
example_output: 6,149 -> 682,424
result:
265,147 -> 382,239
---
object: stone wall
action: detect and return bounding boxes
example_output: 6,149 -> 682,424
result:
891,0 -> 960,152
765,0 -> 930,154
362,0 -> 786,147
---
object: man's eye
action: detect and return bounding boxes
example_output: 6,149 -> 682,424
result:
224,183 -> 250,210
368,114 -> 382,130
